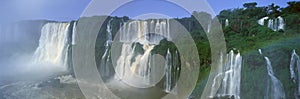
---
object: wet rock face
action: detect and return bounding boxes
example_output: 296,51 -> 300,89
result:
241,38 -> 300,99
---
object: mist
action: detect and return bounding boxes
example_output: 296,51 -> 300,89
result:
0,21 -> 69,84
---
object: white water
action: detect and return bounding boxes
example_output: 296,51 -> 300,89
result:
258,16 -> 285,31
278,16 -> 285,30
165,49 -> 172,92
164,49 -> 180,94
207,21 -> 211,33
258,17 -> 269,26
115,19 -> 173,89
100,19 -> 113,78
55,75 -> 77,84
259,49 -> 263,55
268,19 -> 275,31
225,19 -> 229,27
31,23 -> 71,72
289,50 -> 300,95
264,57 -> 286,99
209,50 -> 242,98
71,22 -> 77,45
119,19 -> 170,44
0,21 -> 82,98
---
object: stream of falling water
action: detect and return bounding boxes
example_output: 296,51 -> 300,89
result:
165,49 -> 172,92
31,23 -> 71,72
264,57 -> 286,99
290,50 -> 300,97
106,19 -> 178,92
258,16 -> 285,31
258,49 -> 286,99
209,50 -> 242,99
0,22 -> 79,99
100,19 -> 113,78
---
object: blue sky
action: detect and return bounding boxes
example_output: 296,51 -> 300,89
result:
0,0 -> 295,21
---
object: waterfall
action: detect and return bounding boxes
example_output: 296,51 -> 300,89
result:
31,22 -> 71,72
225,19 -> 229,27
114,19 -> 174,89
264,57 -> 286,99
258,17 -> 269,26
164,49 -> 180,94
278,16 -> 285,30
173,50 -> 179,93
258,16 -> 284,31
165,49 -> 172,93
207,21 -> 211,33
119,19 -> 170,44
71,22 -> 77,45
289,50 -> 300,95
100,19 -> 113,78
274,18 -> 278,31
267,20 -> 274,31
259,49 -> 263,55
209,50 -> 242,98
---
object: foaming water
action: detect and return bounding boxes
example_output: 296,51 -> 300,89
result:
264,57 -> 286,99
290,50 -> 300,95
106,19 -> 180,93
258,49 -> 286,99
1,22 -> 74,82
0,22 -> 79,99
209,50 -> 242,99
115,19 -> 171,88
258,16 -> 285,31
32,23 -> 70,71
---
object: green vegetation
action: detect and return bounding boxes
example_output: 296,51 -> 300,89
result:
94,1 -> 300,98
189,1 -> 300,98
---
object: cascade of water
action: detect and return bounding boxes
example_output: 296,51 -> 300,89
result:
274,18 -> 279,31
225,19 -> 229,27
289,50 -> 300,95
207,21 -> 211,33
173,50 -> 179,83
100,19 -> 113,78
32,23 -> 71,71
150,20 -> 155,34
165,49 -> 172,93
114,19 -> 173,89
209,50 -> 242,98
146,51 -> 152,84
268,19 -> 274,30
259,16 -> 284,31
119,19 -> 170,44
278,16 -> 285,30
258,17 -> 269,26
170,50 -> 179,94
71,22 -> 77,45
259,49 -> 263,55
209,52 -> 224,98
116,43 -> 136,80
264,57 -> 286,99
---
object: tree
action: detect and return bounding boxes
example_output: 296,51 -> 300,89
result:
243,2 -> 258,9
267,3 -> 281,18
281,1 -> 300,15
